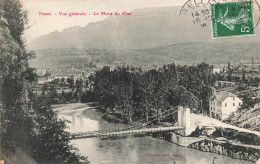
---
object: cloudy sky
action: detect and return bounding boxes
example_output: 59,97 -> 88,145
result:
21,0 -> 184,41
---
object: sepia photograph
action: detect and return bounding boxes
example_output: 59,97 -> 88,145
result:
0,0 -> 260,163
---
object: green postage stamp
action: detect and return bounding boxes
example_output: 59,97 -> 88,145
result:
211,1 -> 255,38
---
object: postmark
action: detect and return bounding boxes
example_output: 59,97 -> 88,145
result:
180,0 -> 213,27
211,1 -> 255,38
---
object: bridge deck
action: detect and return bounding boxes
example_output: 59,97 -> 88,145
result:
70,126 -> 184,140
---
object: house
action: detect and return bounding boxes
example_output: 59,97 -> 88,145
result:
213,67 -> 221,74
36,68 -> 47,76
209,91 -> 242,120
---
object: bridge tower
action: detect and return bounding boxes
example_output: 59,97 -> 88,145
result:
177,106 -> 192,136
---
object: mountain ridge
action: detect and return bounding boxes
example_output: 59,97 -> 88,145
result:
28,6 -> 260,50
30,41 -> 260,70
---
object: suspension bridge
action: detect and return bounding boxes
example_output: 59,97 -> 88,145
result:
69,106 -> 191,140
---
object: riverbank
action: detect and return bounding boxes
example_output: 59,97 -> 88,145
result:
188,139 -> 260,162
166,132 -> 260,162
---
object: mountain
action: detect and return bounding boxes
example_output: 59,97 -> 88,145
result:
29,6 -> 260,50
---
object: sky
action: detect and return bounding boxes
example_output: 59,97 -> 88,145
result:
21,0 -> 185,41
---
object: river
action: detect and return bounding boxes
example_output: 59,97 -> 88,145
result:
53,103 -> 254,164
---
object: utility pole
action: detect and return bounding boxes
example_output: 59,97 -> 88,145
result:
200,100 -> 203,114
252,57 -> 254,69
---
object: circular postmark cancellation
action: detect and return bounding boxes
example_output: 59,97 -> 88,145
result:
180,0 -> 260,38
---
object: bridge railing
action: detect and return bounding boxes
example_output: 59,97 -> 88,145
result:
69,107 -> 183,139
69,126 -> 185,139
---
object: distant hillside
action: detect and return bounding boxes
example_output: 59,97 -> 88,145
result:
28,6 -> 260,50
30,42 -> 260,69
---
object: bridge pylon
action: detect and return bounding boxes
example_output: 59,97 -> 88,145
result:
177,106 -> 192,136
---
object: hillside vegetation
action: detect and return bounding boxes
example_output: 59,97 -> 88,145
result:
0,0 -> 86,163
224,107 -> 260,131
31,42 -> 260,70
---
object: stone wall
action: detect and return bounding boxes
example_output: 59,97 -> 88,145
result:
188,139 -> 260,162
169,132 -> 205,147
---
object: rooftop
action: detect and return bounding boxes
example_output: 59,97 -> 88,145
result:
211,91 -> 237,103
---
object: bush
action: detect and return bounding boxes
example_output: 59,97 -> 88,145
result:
189,126 -> 201,137
212,128 -> 260,146
211,127 -> 224,137
53,98 -> 60,104
216,113 -> 222,120
230,132 -> 260,146
81,90 -> 97,102
243,124 -> 251,129
102,114 -> 124,123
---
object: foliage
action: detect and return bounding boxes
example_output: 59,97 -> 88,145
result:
66,76 -> 74,89
81,63 -> 216,123
211,128 -> 260,146
31,96 -> 83,163
0,0 -> 85,163
240,93 -> 259,110
188,126 -> 201,137
216,113 -> 222,120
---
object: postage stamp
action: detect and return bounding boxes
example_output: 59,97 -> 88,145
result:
211,1 -> 255,38
179,0 -> 259,39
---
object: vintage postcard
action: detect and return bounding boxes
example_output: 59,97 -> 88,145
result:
0,0 -> 260,164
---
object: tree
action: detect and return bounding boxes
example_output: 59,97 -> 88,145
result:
2,0 -> 27,45
31,97 -> 82,163
227,62 -> 232,82
66,76 -> 74,89
240,93 -> 258,110
242,68 -> 246,83
139,71 -> 157,121
90,63 -> 215,125
60,77 -> 66,86
75,77 -> 84,100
